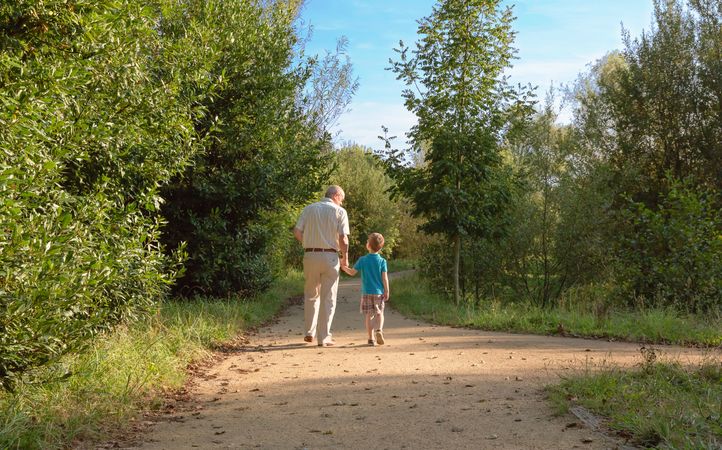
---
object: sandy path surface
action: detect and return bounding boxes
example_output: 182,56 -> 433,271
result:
126,275 -> 715,450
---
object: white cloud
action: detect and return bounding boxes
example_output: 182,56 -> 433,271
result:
331,101 -> 416,150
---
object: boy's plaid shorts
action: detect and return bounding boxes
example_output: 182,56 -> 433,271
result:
361,294 -> 385,314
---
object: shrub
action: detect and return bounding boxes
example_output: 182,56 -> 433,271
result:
0,1 -> 198,390
615,178 -> 722,313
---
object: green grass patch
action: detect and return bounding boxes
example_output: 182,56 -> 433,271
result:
391,274 -> 722,347
548,358 -> 722,449
0,271 -> 303,450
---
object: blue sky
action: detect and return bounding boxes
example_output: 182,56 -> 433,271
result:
298,0 -> 656,149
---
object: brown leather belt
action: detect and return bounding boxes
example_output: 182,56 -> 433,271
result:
304,248 -> 337,253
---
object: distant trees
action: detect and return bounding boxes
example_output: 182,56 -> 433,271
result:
330,145 -> 400,260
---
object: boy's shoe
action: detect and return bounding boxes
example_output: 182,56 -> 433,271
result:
367,339 -> 376,346
303,336 -> 313,343
374,330 -> 385,345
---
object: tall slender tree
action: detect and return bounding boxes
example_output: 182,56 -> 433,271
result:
385,0 -> 533,303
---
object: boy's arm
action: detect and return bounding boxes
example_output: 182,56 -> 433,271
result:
382,271 -> 390,301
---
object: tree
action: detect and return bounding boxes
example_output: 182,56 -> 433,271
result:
561,0 -> 722,313
385,0 -> 533,303
598,0 -> 722,199
159,0 -> 349,296
302,37 -> 360,138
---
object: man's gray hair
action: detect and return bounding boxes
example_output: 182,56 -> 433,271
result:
325,185 -> 344,199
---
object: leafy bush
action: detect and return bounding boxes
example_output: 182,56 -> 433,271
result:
0,1 -> 199,390
615,178 -> 722,313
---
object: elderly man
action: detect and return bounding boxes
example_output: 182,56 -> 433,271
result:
293,185 -> 350,347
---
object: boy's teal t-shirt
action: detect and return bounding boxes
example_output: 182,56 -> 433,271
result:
353,253 -> 387,295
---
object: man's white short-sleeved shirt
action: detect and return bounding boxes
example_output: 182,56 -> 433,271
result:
295,198 -> 350,250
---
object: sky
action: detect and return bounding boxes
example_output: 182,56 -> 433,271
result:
298,0 -> 656,150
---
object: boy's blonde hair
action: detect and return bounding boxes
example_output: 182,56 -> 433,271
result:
367,232 -> 384,252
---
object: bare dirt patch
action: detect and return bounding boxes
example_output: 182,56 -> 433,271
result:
122,277 -> 715,450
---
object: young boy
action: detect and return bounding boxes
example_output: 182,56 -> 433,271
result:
341,232 -> 390,346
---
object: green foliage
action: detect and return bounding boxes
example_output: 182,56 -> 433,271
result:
471,0 -> 722,316
391,197 -> 432,260
159,0 -> 339,297
599,0 -> 722,196
549,357 -> 722,449
385,0 -> 533,303
615,178 -> 722,313
0,1 -> 200,390
392,274 -> 722,347
0,272 -> 303,449
330,145 -> 400,259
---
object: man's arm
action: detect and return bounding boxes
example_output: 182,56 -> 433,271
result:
293,227 -> 303,244
382,271 -> 390,301
338,233 -> 349,267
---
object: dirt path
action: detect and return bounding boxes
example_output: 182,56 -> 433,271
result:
126,276 -> 714,450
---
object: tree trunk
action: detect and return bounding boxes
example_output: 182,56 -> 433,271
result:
453,234 -> 461,305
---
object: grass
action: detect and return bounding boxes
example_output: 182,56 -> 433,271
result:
548,356 -> 722,449
0,271 -> 303,450
391,273 -> 722,448
391,274 -> 722,347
